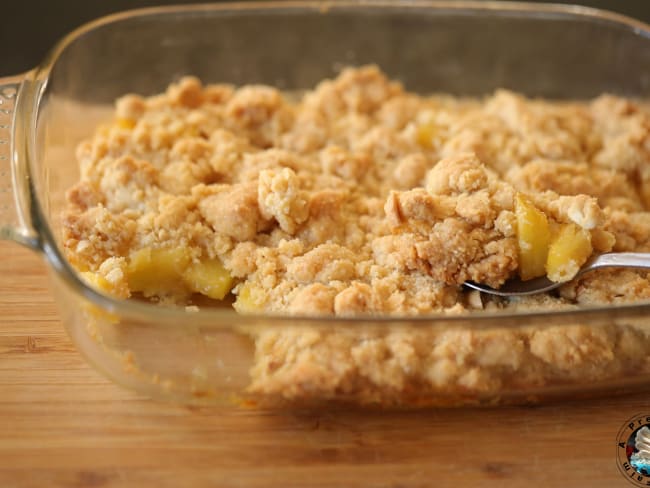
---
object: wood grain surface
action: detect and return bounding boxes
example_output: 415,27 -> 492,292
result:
0,239 -> 646,488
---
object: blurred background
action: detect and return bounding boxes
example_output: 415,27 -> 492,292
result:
1,0 -> 649,76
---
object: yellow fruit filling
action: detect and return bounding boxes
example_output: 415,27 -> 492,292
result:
126,247 -> 233,300
233,283 -> 266,314
416,123 -> 437,149
514,193 -> 594,283
79,247 -> 234,303
545,223 -> 593,283
183,258 -> 233,300
80,271 -> 113,294
515,193 -> 551,281
116,118 -> 136,130
127,248 -> 192,297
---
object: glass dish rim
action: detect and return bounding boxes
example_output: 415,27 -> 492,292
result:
22,0 -> 650,328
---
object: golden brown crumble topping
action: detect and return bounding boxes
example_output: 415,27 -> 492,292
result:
63,65 -> 650,313
62,66 -> 650,405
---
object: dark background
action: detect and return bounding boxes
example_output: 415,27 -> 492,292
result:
2,0 -> 650,76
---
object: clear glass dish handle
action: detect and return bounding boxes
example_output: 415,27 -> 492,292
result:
0,74 -> 37,249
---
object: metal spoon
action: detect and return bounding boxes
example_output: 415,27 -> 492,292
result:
464,252 -> 650,297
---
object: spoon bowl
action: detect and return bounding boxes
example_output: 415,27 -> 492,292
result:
464,252 -> 650,297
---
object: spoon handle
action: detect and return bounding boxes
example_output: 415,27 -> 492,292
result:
586,252 -> 650,273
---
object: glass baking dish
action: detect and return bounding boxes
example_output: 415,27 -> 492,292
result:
3,0 -> 650,408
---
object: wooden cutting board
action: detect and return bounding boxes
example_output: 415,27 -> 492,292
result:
0,239 -> 645,488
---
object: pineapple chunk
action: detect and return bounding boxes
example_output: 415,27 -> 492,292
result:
515,193 -> 551,280
546,223 -> 593,283
183,258 -> 233,300
233,283 -> 266,314
116,118 -> 136,130
127,248 -> 191,297
80,271 -> 112,293
416,123 -> 436,149
127,247 -> 234,300
417,121 -> 448,149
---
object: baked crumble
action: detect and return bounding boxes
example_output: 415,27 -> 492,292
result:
62,66 -> 650,405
